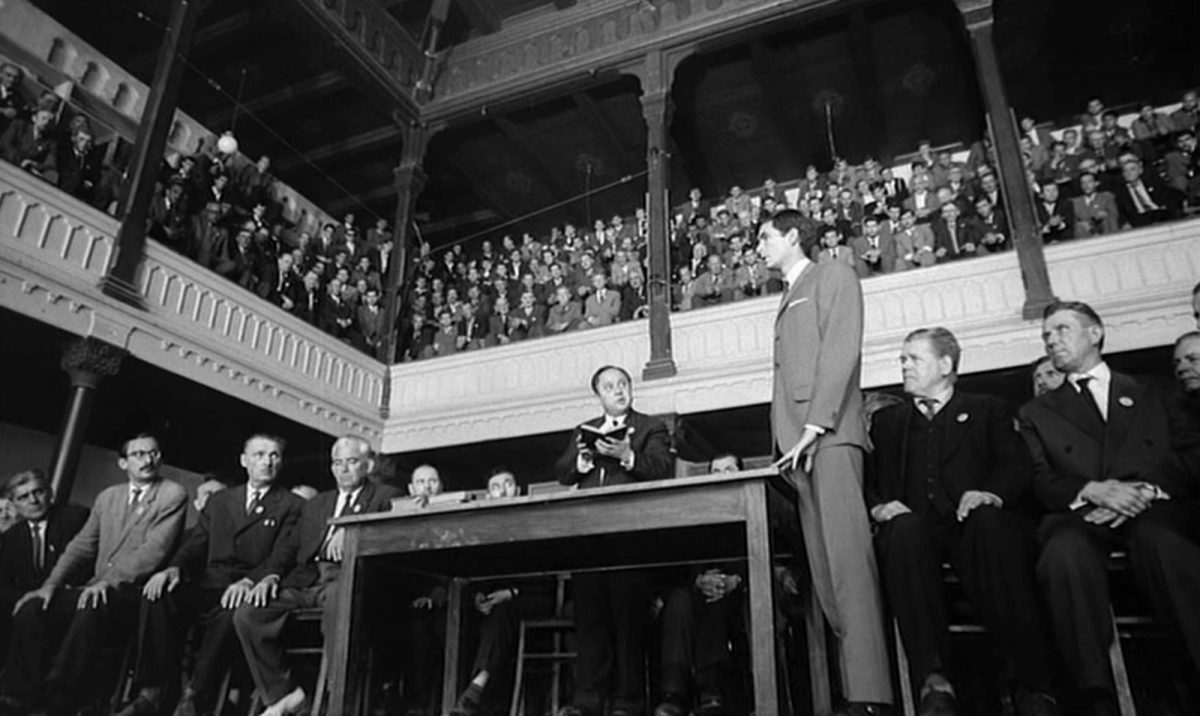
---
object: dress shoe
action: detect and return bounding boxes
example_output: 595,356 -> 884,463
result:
653,698 -> 685,716
917,690 -> 956,716
1014,690 -> 1062,716
113,695 -> 158,716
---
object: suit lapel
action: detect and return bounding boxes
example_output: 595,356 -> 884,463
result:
1103,373 -> 1144,472
939,393 -> 972,462
227,485 -> 249,533
1042,383 -> 1104,443
775,262 -> 815,322
111,481 -> 158,556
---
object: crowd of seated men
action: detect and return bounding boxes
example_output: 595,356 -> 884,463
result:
0,286 -> 1197,716
0,61 -> 395,361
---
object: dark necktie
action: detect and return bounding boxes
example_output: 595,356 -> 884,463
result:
1074,376 -> 1105,424
246,488 -> 262,515
31,522 -> 44,572
916,398 -> 939,420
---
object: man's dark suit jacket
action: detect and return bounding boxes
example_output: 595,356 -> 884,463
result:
1035,197 -> 1076,242
931,217 -> 983,262
56,148 -> 103,201
276,482 -> 398,590
1113,177 -> 1183,228
1018,370 -> 1200,512
867,392 -> 1032,520
0,505 -> 90,606
555,409 -> 673,489
0,120 -> 56,173
169,484 -> 303,590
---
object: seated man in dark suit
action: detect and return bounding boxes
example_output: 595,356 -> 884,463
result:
555,366 -> 674,716
114,434 -> 305,716
55,127 -> 103,204
1019,301 -> 1200,716
849,216 -> 896,278
0,470 -> 89,663
1113,157 -> 1182,229
0,63 -> 30,137
0,107 -> 58,183
0,434 -> 187,716
655,454 -> 747,716
931,202 -> 981,263
869,328 -> 1059,716
1035,182 -> 1076,243
234,436 -> 398,716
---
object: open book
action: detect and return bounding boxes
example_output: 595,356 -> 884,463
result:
578,422 -> 629,450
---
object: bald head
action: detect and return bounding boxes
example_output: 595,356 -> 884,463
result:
409,464 -> 442,497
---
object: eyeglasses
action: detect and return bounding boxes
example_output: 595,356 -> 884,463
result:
125,449 -> 161,461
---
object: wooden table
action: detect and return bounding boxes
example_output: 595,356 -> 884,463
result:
326,468 -> 826,716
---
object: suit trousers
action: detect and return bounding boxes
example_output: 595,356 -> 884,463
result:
792,445 -> 892,704
572,569 -> 652,713
232,582 -> 337,706
133,585 -> 238,703
2,584 -> 140,706
1037,503 -> 1200,691
875,507 -> 1050,691
401,604 -> 446,716
659,586 -> 742,697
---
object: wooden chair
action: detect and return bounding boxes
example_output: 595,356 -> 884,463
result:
246,607 -> 330,716
509,573 -> 573,716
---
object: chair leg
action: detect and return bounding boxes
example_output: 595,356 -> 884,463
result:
313,651 -> 329,716
893,620 -> 916,716
509,624 -> 528,716
1108,609 -> 1137,716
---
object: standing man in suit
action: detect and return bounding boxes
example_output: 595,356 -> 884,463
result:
1071,173 -> 1120,238
1019,302 -> 1200,716
234,436 -> 398,716
114,435 -> 304,716
0,434 -> 187,716
554,366 -> 674,716
0,471 -> 89,662
850,216 -> 896,278
1113,157 -> 1182,229
868,328 -> 1060,716
756,209 -> 892,716
581,272 -> 622,328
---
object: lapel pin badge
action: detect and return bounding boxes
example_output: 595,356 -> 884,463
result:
956,413 -> 969,423
1118,396 -> 1134,408
255,505 -> 264,515
353,504 -> 362,513
264,518 -> 276,527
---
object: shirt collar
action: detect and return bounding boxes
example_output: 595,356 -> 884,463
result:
913,385 -> 955,411
1072,361 -> 1110,388
784,256 -> 810,287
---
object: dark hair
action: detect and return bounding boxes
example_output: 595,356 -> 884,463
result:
244,433 -> 287,453
488,465 -> 518,483
590,365 -> 632,394
904,327 -> 962,373
1044,300 -> 1105,349
1175,331 -> 1200,348
120,433 -> 160,457
1030,354 -> 1054,372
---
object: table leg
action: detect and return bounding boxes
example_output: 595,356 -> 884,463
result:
441,578 -> 466,714
328,529 -> 362,716
744,484 -> 779,716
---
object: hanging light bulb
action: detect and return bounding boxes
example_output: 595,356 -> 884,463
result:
216,130 -> 238,155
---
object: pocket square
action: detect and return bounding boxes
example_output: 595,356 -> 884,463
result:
785,298 -> 809,310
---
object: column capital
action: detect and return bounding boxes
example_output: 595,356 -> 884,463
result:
951,0 -> 994,30
61,337 -> 125,389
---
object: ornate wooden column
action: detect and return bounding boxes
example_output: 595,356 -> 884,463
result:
48,338 -> 125,504
953,0 -> 1056,319
380,122 -> 438,371
627,47 -> 693,381
101,0 -> 210,307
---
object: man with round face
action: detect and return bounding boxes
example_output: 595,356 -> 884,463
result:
0,434 -> 187,715
1018,302 -> 1200,714
234,436 -> 398,716
0,471 -> 89,660
1031,355 -> 1065,398
117,435 -> 304,716
868,328 -> 1057,715
1174,332 -> 1200,404
486,468 -> 518,499
554,366 -> 673,716
756,210 -> 892,712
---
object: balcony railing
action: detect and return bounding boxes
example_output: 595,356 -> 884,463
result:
0,160 -> 385,439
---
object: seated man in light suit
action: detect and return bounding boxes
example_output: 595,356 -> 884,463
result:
868,328 -> 1059,716
555,366 -> 674,716
1019,301 -> 1200,716
580,272 -> 621,328
0,433 -> 187,716
233,435 -> 398,716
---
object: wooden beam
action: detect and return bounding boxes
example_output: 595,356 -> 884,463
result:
274,125 -> 402,172
324,183 -> 397,214
130,9 -> 256,73
205,71 -> 346,128
421,209 -> 500,235
571,91 -> 641,178
458,0 -> 502,35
